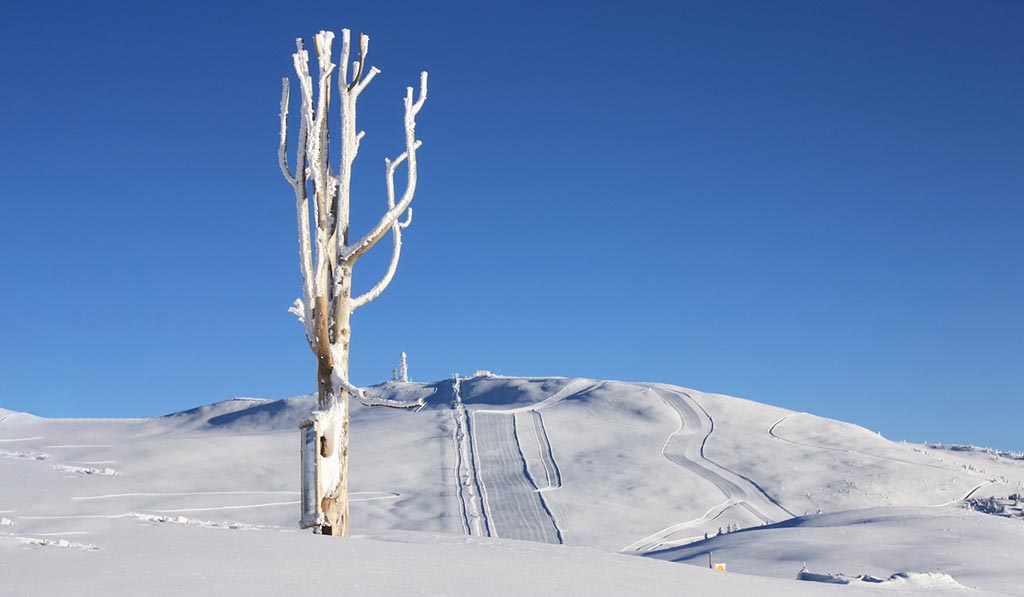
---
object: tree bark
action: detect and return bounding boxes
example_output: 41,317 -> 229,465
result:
316,267 -> 352,537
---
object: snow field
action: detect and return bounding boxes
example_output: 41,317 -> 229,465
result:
2,377 -> 1023,595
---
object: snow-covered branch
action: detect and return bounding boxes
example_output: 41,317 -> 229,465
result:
330,367 -> 366,402
282,41 -> 317,344
288,299 -> 312,340
278,79 -> 294,185
340,69 -> 426,264
360,395 -> 424,409
351,151 -> 415,311
308,31 -> 337,300
283,31 -> 422,401
355,67 -> 380,96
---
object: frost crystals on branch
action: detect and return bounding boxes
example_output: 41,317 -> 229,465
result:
279,28 -> 428,537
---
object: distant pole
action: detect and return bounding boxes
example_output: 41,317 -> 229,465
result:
708,552 -> 713,569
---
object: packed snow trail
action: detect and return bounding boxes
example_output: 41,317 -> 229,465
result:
621,499 -> 736,553
927,480 -> 997,508
621,386 -> 793,554
450,377 -> 490,537
471,412 -> 562,543
448,379 -> 593,542
73,491 -> 300,501
518,410 -> 561,491
769,413 -> 984,473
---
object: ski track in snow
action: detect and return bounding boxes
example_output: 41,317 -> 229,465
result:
450,379 -> 590,543
148,501 -> 299,513
655,387 -> 793,520
413,384 -> 444,412
623,387 -> 794,554
451,377 -> 490,537
0,437 -> 42,443
768,413 -> 999,504
622,499 -> 738,553
65,489 -> 400,515
122,492 -> 396,514
74,491 -> 300,501
471,412 -> 562,544
350,491 -> 401,502
520,410 -> 562,491
927,480 -> 998,508
959,480 -> 995,501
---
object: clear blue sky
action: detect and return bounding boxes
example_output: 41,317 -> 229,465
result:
1,1 -> 1020,450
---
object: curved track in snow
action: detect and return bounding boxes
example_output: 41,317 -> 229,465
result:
521,411 -> 561,491
653,386 -> 793,521
624,386 -> 794,554
622,499 -> 737,553
769,414 -> 979,474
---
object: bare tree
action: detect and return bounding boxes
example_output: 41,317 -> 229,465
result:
278,28 -> 427,536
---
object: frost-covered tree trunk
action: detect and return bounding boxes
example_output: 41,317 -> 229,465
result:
279,29 -> 427,537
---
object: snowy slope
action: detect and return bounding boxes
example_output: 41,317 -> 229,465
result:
2,375 -> 1022,595
646,506 -> 1024,595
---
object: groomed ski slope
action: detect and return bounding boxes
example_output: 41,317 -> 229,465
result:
2,377 -> 1023,595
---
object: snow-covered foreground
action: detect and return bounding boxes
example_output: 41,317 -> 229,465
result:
646,506 -> 1024,595
2,376 -> 1022,595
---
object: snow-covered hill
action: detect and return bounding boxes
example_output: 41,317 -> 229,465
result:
2,376 -> 1021,595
